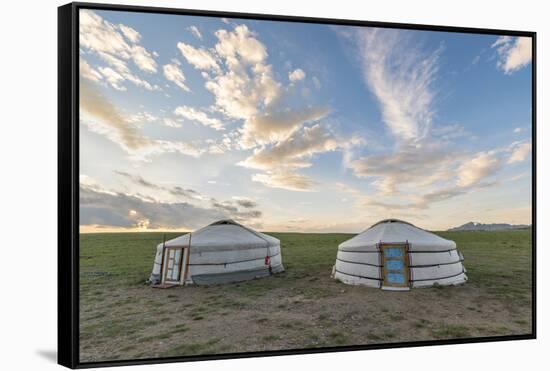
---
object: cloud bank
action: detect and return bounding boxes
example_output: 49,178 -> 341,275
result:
81,174 -> 263,230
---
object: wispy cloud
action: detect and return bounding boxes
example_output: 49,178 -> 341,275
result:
174,106 -> 224,131
163,62 -> 190,92
187,25 -> 203,40
356,28 -> 440,144
80,80 -> 215,161
251,171 -> 317,192
80,80 -> 150,149
343,28 -> 467,197
80,58 -> 103,82
177,42 -> 220,71
118,24 -> 141,43
114,170 -> 204,200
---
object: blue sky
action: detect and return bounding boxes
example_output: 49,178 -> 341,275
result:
79,9 -> 533,232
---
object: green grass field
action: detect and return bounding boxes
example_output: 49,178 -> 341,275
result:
79,230 -> 532,362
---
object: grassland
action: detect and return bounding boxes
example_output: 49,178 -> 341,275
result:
79,230 -> 532,362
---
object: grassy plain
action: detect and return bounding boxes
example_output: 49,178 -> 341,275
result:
79,230 -> 532,362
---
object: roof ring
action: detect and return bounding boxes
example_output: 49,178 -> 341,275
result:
369,219 -> 416,228
209,219 -> 238,226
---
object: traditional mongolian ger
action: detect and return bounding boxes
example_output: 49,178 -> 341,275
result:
149,219 -> 284,286
332,219 -> 467,290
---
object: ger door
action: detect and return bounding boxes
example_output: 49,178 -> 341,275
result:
162,247 -> 187,285
380,243 -> 410,289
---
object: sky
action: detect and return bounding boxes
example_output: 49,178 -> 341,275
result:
79,9 -> 533,233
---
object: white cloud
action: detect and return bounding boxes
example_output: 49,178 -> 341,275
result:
180,23 -> 329,149
98,67 -> 126,91
79,10 -> 159,90
204,25 -> 327,146
508,142 -> 532,164
187,25 -> 202,40
126,111 -> 158,125
122,72 -> 158,91
131,45 -> 157,73
174,106 -> 224,131
80,58 -> 103,82
289,68 -> 306,82
94,51 -> 158,91
80,10 -> 131,58
204,64 -> 280,121
215,25 -> 267,64
177,42 -> 220,71
97,51 -> 131,74
118,24 -> 141,43
514,127 -> 523,133
457,151 -> 501,187
163,63 -> 190,92
163,118 -> 182,128
492,36 -> 532,74
176,23 -> 340,190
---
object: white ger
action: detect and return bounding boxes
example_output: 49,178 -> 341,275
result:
332,219 -> 467,290
149,219 -> 284,286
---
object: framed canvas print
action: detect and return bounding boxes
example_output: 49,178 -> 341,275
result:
58,2 -> 536,368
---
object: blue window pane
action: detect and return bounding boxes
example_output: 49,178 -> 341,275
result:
385,248 -> 403,258
386,260 -> 404,271
387,273 -> 405,284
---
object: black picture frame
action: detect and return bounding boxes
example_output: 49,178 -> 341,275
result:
58,2 -> 537,369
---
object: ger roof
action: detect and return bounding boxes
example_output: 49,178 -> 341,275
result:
338,219 -> 456,252
161,219 -> 279,251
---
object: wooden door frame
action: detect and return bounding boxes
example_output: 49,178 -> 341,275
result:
162,246 -> 185,285
380,243 -> 410,288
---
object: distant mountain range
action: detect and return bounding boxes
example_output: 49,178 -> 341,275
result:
448,222 -> 531,231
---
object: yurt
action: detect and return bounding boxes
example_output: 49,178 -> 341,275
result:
332,219 -> 467,290
149,219 -> 284,286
